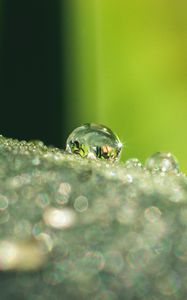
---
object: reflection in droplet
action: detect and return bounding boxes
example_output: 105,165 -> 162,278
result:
145,152 -> 179,174
43,207 -> 76,229
66,123 -> 122,162
74,196 -> 88,212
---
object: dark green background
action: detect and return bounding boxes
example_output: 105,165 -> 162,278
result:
0,0 -> 68,148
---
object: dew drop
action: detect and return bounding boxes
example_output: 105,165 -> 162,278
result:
66,123 -> 122,162
145,152 -> 179,174
124,158 -> 142,169
74,195 -> 88,212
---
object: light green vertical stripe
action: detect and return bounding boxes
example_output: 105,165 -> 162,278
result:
65,0 -> 97,127
93,0 -> 104,123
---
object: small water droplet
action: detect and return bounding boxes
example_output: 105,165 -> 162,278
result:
66,123 -> 122,162
74,195 -> 88,212
124,158 -> 142,169
145,152 -> 179,174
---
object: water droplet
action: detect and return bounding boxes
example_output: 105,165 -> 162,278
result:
145,152 -> 179,174
74,195 -> 88,212
124,158 -> 142,169
66,123 -> 122,162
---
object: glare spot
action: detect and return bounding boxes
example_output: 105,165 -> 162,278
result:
43,207 -> 76,229
0,241 -> 18,270
0,240 -> 45,271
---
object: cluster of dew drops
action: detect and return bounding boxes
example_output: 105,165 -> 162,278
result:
0,123 -> 181,176
0,123 -> 182,214
65,123 -> 180,175
0,124 -> 186,300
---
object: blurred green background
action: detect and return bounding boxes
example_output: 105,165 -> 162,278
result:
66,0 -> 187,171
0,0 -> 187,171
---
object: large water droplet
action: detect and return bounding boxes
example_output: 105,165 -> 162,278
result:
66,123 -> 122,162
145,152 -> 179,174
